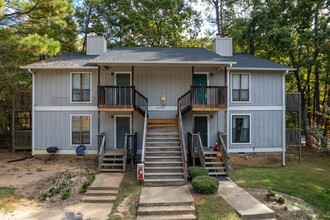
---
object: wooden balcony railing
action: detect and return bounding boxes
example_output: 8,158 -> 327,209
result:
178,86 -> 227,114
98,86 -> 148,115
286,128 -> 301,146
286,93 -> 301,111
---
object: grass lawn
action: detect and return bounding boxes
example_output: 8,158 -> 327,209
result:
230,152 -> 330,219
195,195 -> 239,220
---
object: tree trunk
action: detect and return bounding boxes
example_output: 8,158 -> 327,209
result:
220,0 -> 223,36
213,0 -> 221,35
314,2 -> 320,124
82,1 -> 93,52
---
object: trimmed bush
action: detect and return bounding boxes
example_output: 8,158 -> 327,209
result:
188,166 -> 209,179
192,176 -> 219,194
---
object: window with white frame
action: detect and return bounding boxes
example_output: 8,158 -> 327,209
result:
72,73 -> 90,102
232,115 -> 250,143
232,74 -> 249,101
72,115 -> 90,145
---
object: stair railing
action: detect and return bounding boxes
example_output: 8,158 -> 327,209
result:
123,132 -> 137,170
218,131 -> 229,176
177,99 -> 188,183
196,133 -> 206,167
97,132 -> 106,173
123,133 -> 128,172
139,102 -> 148,180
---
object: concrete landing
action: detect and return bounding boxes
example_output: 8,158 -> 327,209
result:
138,186 -> 196,220
218,178 -> 275,220
88,173 -> 123,189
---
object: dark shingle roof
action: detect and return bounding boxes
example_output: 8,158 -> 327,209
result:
229,54 -> 295,70
21,52 -> 98,69
89,47 -> 236,64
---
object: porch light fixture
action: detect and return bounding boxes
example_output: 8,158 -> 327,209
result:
210,73 -> 214,77
161,96 -> 166,107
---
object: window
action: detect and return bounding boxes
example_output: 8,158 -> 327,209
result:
232,115 -> 250,143
72,115 -> 90,145
232,74 -> 249,101
72,73 -> 90,102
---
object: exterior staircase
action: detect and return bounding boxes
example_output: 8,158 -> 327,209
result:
100,149 -> 125,172
203,148 -> 227,176
144,118 -> 186,187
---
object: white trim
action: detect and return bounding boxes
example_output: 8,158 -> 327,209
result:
70,114 -> 92,147
231,67 -> 296,71
88,61 -> 237,65
35,106 -> 98,111
228,147 -> 283,153
193,72 -> 209,86
70,72 -> 92,104
230,72 -> 252,104
193,115 -> 210,148
21,67 -> 98,70
226,65 -> 231,153
34,149 -> 98,155
114,72 -> 132,86
28,68 -> 35,156
114,115 -> 132,149
282,71 -> 289,166
228,106 -> 283,111
148,106 -> 177,111
231,113 -> 252,145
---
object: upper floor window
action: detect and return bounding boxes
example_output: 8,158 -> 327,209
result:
72,73 -> 90,102
72,115 -> 90,145
232,115 -> 250,143
232,74 -> 250,102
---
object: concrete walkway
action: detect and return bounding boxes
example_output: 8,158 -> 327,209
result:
137,186 -> 196,220
218,177 -> 275,220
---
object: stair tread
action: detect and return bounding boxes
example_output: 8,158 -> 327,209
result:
146,161 -> 182,164
205,162 -> 224,165
146,151 -> 182,154
102,163 -> 123,166
205,157 -> 221,159
209,172 -> 227,175
100,169 -> 123,172
144,172 -> 184,176
85,189 -> 118,195
145,167 -> 183,170
146,156 -> 181,159
144,178 -> 185,182
205,167 -> 225,169
103,158 -> 123,161
137,214 -> 196,220
147,142 -> 180,143
138,205 -> 195,212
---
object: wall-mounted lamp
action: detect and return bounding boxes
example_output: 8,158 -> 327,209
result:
161,95 -> 166,107
210,73 -> 214,77
111,72 -> 114,76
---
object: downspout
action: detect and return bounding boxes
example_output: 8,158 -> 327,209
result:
226,64 -> 232,153
282,70 -> 289,166
28,68 -> 35,156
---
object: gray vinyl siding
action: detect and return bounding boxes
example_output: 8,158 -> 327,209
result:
228,110 -> 283,151
229,70 -> 284,106
34,69 -> 98,106
34,111 -> 98,150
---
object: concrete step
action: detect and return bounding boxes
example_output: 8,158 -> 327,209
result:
145,161 -> 183,167
87,185 -> 119,190
144,173 -> 184,179
147,142 -> 180,146
144,179 -> 185,187
82,196 -> 116,203
137,205 -> 195,215
100,168 -> 124,172
209,172 -> 227,176
85,190 -> 118,196
145,167 -> 184,173
137,214 -> 196,220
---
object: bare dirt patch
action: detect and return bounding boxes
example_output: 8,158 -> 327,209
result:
0,152 -> 97,219
245,188 -> 317,220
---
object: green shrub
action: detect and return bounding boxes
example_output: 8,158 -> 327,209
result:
277,196 -> 285,204
192,176 -> 219,194
188,166 -> 209,179
266,190 -> 276,200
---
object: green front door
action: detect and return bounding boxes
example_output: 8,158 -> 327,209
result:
193,74 -> 207,105
116,74 -> 131,105
116,117 -> 130,148
194,116 -> 208,147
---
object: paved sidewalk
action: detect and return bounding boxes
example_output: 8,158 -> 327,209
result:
218,177 -> 275,220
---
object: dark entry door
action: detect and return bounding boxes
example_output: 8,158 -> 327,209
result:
116,74 -> 131,105
193,74 -> 207,105
194,116 -> 208,147
116,117 -> 130,148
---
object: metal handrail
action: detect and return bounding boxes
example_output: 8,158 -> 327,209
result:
140,102 -> 148,180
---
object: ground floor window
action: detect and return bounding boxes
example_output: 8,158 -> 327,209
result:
72,115 -> 90,145
232,115 -> 250,143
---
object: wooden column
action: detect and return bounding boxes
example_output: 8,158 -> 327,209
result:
192,66 -> 194,85
224,67 -> 227,86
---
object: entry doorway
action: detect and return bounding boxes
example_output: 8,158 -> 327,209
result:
114,116 -> 131,148
194,116 -> 208,148
193,73 -> 208,105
